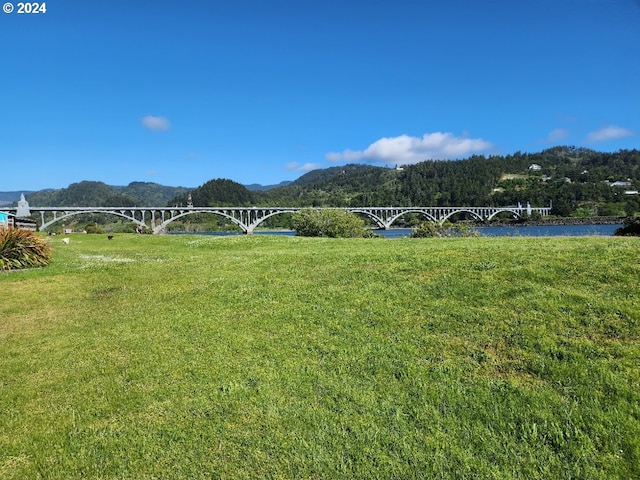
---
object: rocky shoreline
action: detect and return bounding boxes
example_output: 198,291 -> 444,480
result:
481,216 -> 624,227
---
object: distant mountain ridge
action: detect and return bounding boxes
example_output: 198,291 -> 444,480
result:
244,181 -> 293,191
10,182 -> 192,208
0,191 -> 35,206
0,180 -> 293,208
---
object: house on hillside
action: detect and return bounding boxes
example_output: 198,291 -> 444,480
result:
528,164 -> 542,171
610,181 -> 633,188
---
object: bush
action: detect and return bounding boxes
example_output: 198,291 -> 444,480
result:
292,208 -> 377,238
85,224 -> 104,234
614,216 -> 640,236
0,229 -> 52,270
411,221 -> 481,238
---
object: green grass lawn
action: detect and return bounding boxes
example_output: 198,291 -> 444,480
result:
1,234 -> 639,479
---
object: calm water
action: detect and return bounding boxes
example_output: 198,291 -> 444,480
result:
476,224 -> 622,237
372,224 -> 621,238
184,224 -> 621,238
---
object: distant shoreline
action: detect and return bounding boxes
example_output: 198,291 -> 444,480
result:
482,216 -> 624,227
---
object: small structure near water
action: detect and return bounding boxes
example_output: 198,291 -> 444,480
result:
1,194 -> 37,231
0,211 -> 10,230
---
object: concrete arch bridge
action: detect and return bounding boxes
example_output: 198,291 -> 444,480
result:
3,204 -> 551,234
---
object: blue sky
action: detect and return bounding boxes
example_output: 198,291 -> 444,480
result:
2,0 -> 639,191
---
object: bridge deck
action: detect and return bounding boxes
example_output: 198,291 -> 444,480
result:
2,205 -> 552,234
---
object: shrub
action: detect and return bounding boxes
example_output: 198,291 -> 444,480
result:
0,229 -> 52,270
85,224 -> 104,234
411,221 -> 481,238
614,216 -> 640,236
292,208 -> 377,238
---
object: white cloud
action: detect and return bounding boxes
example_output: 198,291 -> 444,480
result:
586,125 -> 633,143
545,128 -> 569,143
325,132 -> 493,166
286,162 -> 322,172
141,115 -> 171,131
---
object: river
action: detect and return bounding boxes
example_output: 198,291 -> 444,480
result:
379,224 -> 622,238
374,224 -> 622,238
179,224 -> 622,238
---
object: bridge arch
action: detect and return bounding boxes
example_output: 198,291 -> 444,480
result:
486,209 -> 523,221
440,209 -> 484,223
153,208 -> 298,234
386,209 -> 438,227
346,209 -> 386,229
154,210 -> 246,234
246,210 -> 295,232
39,210 -> 147,232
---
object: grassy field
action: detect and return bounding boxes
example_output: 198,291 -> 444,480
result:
1,234 -> 639,479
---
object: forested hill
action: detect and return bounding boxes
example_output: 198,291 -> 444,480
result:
407,147 -> 639,216
170,179 -> 255,207
237,164 -> 397,207
23,181 -> 191,207
256,147 -> 639,216
13,147 -> 640,217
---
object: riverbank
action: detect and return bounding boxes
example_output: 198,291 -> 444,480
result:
484,216 -> 624,227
